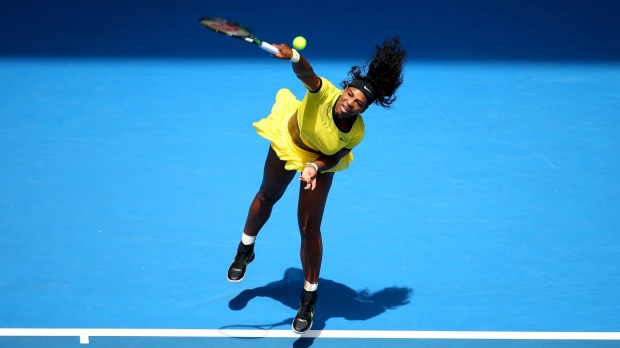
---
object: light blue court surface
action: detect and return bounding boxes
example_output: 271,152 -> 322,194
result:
1,56 -> 620,348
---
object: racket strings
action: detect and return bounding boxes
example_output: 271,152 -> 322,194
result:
201,18 -> 251,37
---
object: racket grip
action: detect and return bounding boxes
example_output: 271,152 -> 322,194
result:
260,42 -> 279,55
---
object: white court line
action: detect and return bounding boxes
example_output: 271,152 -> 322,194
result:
1,328 -> 620,344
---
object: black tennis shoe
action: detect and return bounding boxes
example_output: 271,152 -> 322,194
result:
227,251 -> 255,283
292,290 -> 317,334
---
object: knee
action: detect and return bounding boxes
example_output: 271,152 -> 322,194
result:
256,187 -> 282,207
298,219 -> 322,240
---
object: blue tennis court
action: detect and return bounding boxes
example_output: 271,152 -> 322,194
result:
1,1 -> 619,347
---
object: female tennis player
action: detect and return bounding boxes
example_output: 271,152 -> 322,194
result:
227,37 -> 406,334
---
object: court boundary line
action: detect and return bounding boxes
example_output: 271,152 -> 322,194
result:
1,328 -> 620,344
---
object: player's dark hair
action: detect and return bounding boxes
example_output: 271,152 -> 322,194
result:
341,37 -> 406,109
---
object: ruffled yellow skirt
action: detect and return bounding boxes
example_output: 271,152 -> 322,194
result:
253,88 -> 353,173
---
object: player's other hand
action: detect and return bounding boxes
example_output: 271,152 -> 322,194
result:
300,166 -> 317,190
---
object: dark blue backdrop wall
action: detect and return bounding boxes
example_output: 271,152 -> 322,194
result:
1,0 -> 619,61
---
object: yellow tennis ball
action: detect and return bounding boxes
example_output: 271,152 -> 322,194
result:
293,36 -> 307,50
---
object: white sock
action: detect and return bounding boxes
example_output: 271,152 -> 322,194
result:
304,281 -> 318,292
241,233 -> 256,246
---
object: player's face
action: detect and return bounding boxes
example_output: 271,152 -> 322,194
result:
334,87 -> 369,118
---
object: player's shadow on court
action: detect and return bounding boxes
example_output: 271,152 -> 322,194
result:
228,267 -> 413,348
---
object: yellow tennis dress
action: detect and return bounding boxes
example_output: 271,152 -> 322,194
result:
253,77 -> 365,172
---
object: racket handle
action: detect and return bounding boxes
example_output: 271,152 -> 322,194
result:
260,42 -> 279,55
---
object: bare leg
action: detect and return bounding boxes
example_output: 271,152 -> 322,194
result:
228,146 -> 296,283
297,171 -> 334,284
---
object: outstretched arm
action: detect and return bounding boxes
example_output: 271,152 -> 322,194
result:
272,43 -> 321,92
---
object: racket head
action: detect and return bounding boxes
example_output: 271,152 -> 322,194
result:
199,17 -> 253,39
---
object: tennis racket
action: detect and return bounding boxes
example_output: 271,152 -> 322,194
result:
199,17 -> 279,55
